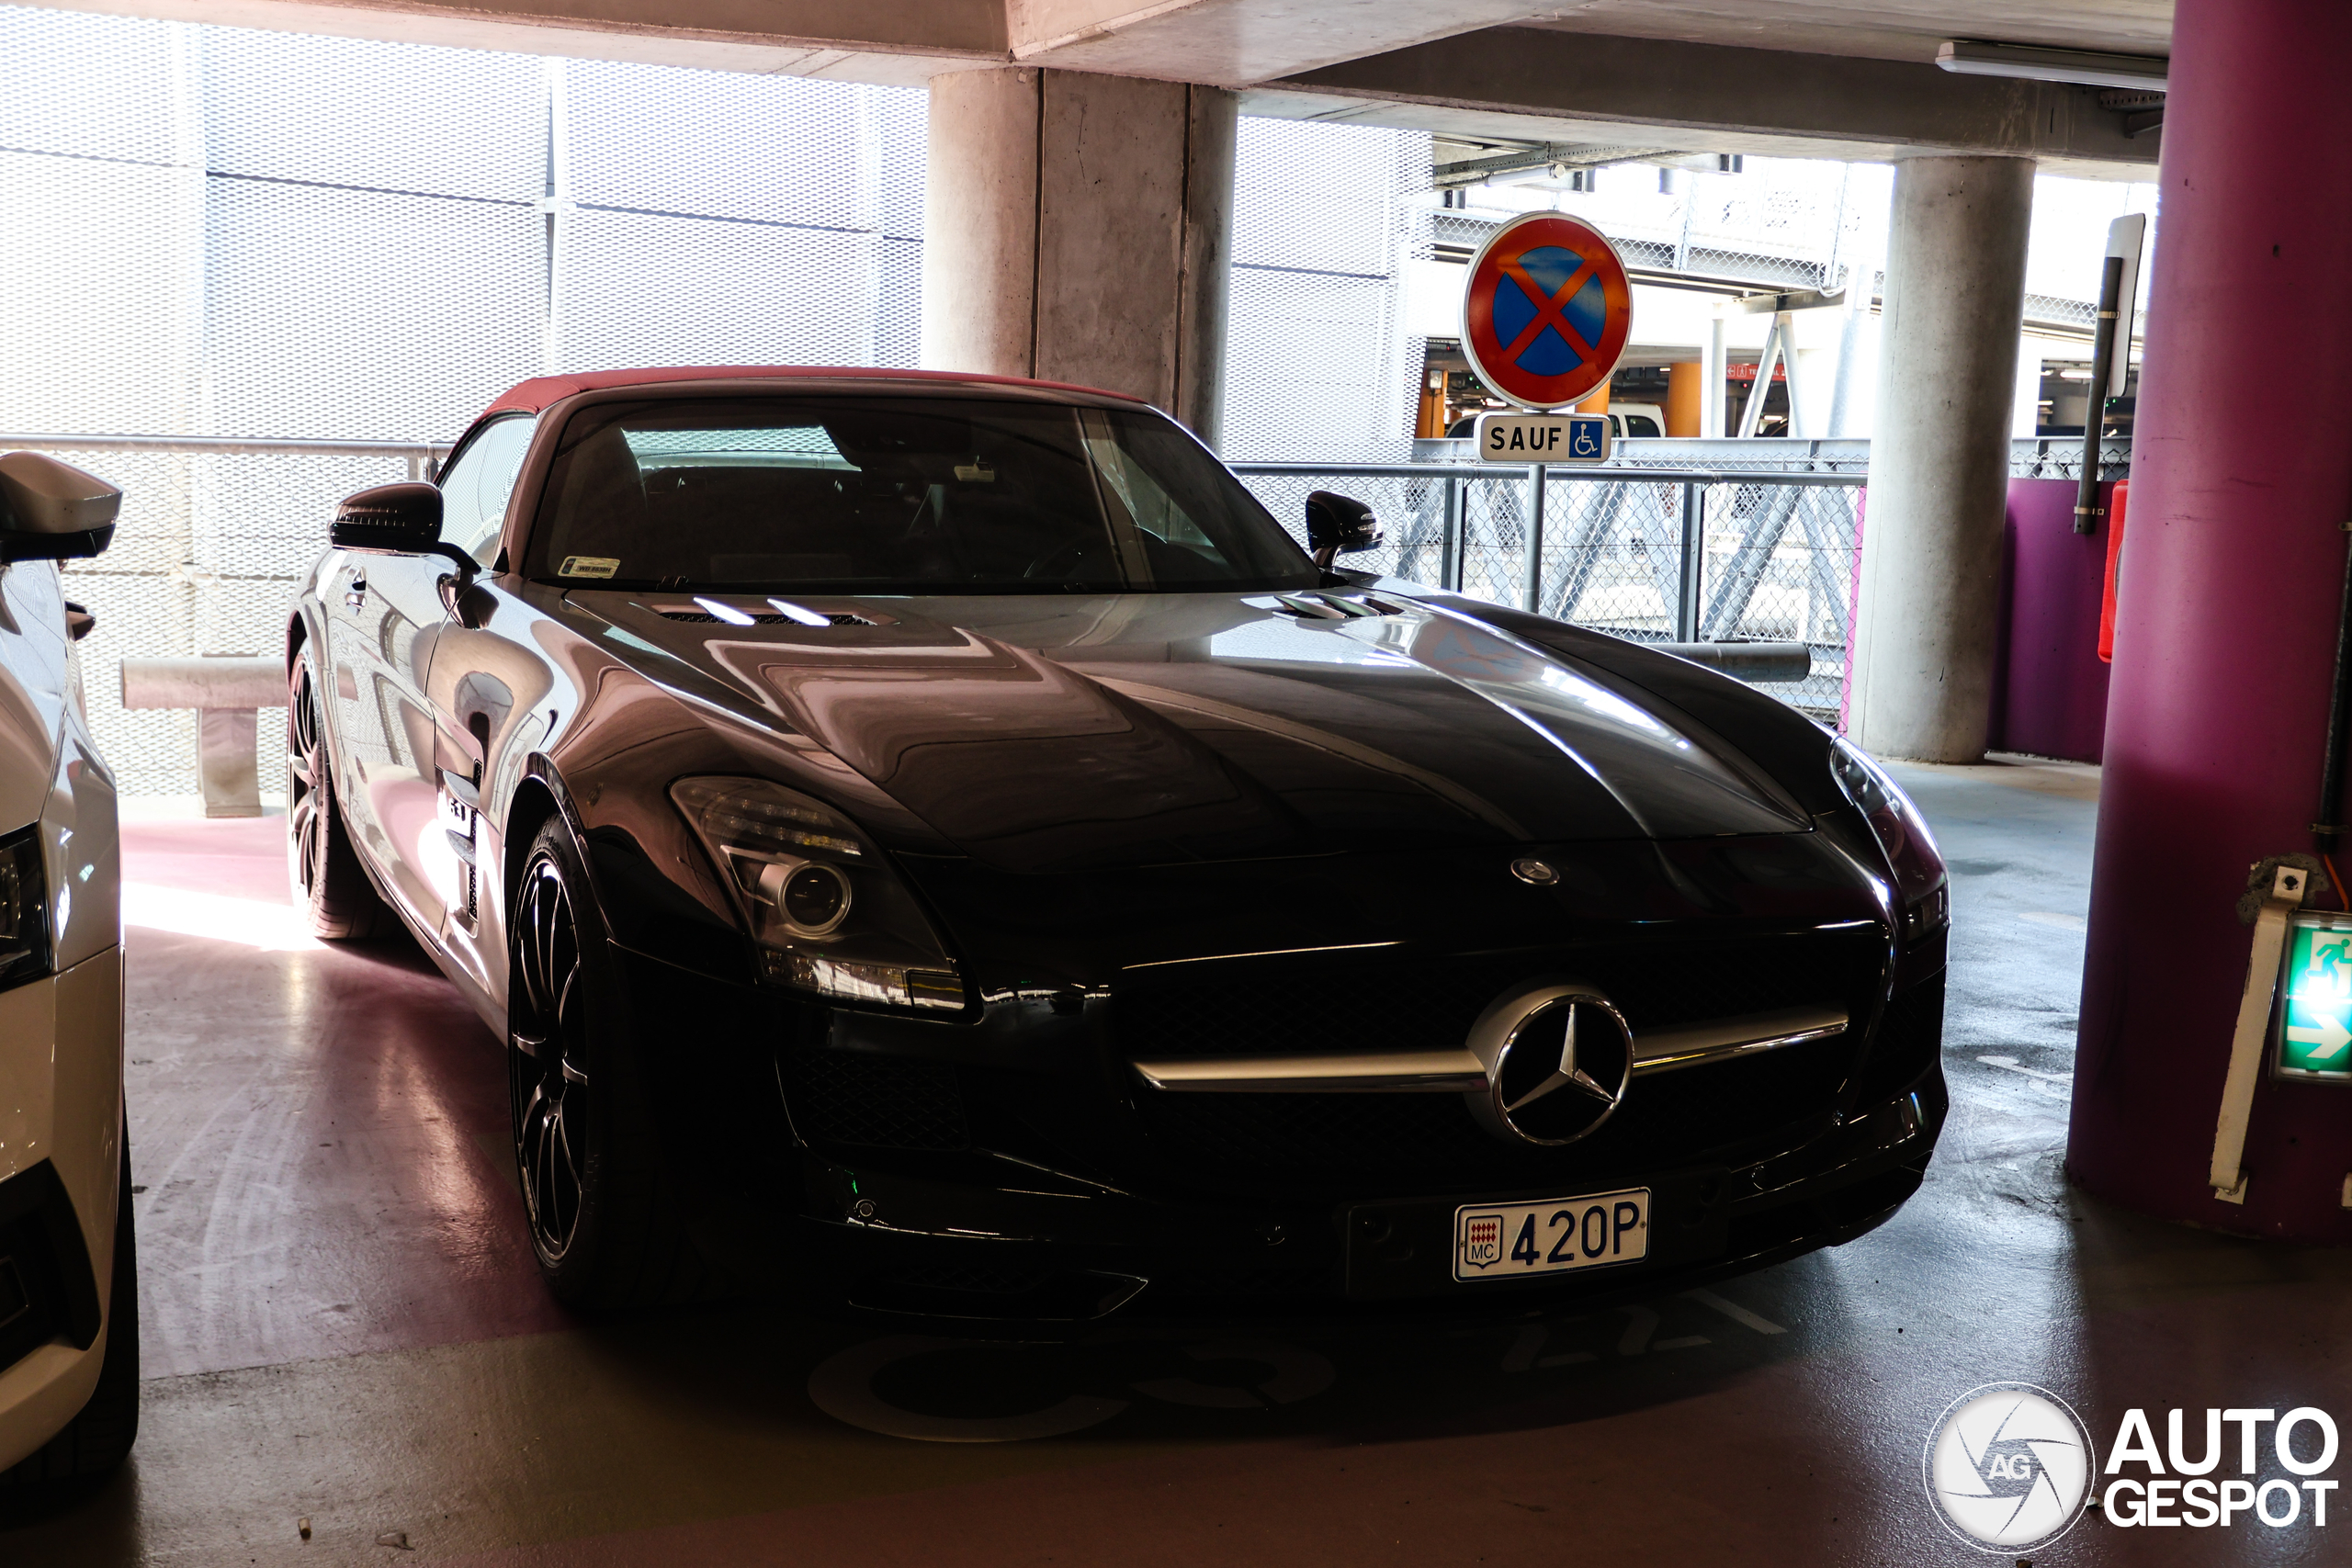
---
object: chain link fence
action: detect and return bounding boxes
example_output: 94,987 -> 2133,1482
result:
1237,461 -> 1867,721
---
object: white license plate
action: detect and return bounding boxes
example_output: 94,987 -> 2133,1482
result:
1453,1188 -> 1651,1281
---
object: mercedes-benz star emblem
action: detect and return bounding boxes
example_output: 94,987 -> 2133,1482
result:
1464,984 -> 1634,1146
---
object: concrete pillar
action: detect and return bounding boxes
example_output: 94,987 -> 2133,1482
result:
2068,0 -> 2352,1242
922,68 -> 1237,447
1844,154 -> 2034,761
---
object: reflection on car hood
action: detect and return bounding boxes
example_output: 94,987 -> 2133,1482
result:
566,590 -> 1809,872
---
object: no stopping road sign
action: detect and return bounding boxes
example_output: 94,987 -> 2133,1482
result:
1460,211 -> 1634,412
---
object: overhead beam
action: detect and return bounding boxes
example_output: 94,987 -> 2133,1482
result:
1255,27 -> 2158,178
38,0 -> 1008,82
1003,0 -> 1532,85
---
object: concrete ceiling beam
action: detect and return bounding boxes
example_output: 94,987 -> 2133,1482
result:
1253,27 -> 2160,178
44,0 -> 1009,83
1002,0 -> 1532,86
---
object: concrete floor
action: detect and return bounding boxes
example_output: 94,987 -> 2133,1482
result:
6,759 -> 2350,1565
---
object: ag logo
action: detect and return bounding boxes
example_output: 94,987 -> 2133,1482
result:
1924,1383 -> 2097,1551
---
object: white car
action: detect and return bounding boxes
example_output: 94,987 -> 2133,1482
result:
0,452 -> 135,1486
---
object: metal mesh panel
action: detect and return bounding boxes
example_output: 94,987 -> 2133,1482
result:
0,6 -> 180,164
205,179 -> 544,439
1222,119 -> 1427,463
566,63 -> 873,227
197,28 -> 544,198
557,72 -> 926,375
556,209 -> 891,370
0,151 -> 198,436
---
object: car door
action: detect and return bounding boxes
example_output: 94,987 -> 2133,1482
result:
321,531 -> 456,935
320,417 -> 535,939
412,414 -> 538,969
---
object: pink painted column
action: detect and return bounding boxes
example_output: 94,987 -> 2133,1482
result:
2068,0 -> 2352,1239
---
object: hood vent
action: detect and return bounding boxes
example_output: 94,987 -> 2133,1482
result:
1273,592 -> 1408,621
655,606 -> 880,627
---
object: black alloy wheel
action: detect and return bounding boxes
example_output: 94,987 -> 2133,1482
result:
510,848 -> 588,1263
286,650 -> 380,940
503,818 -> 707,1308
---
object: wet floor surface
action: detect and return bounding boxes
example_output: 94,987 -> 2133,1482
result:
6,760 -> 2351,1564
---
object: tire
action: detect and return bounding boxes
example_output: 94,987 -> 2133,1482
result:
287,646 -> 382,940
0,1140 -> 140,1488
508,818 -> 708,1309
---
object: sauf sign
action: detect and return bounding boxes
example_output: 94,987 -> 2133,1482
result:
2101,1407 -> 2339,1529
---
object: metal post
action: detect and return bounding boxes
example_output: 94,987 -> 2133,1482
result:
1442,474 -> 1462,592
1737,315 -> 1782,438
1676,481 -> 1705,642
1702,317 -> 1727,438
1523,464 -> 1546,613
2075,254 -> 2126,534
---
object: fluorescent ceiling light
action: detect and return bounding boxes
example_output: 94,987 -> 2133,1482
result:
1937,39 -> 2167,92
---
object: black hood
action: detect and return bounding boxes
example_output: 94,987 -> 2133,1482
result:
565,590 -> 1810,873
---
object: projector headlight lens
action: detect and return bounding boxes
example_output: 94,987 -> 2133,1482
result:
671,777 -> 963,1010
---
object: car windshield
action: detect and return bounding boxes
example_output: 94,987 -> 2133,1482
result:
527,395 -> 1320,594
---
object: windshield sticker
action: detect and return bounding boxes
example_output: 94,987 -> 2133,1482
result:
560,555 -> 620,579
954,461 -> 995,482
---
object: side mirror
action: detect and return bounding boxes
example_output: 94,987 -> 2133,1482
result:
330,482 -> 477,586
0,452 -> 121,562
331,482 -> 443,555
1305,490 -> 1383,570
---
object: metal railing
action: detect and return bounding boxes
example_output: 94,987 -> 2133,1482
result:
1232,460 -> 1868,719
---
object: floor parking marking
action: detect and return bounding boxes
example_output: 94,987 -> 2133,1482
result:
1501,1301 -> 1736,1371
1977,1054 -> 2072,1087
1683,1289 -> 1786,1336
807,1336 -> 1336,1439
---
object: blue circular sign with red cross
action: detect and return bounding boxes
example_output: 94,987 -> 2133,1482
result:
1459,211 -> 1634,411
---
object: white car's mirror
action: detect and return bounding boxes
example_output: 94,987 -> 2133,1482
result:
0,452 -> 121,561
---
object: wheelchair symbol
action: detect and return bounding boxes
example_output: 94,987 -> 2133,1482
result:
1569,421 -> 1603,459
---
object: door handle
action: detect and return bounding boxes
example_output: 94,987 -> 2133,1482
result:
344,573 -> 368,612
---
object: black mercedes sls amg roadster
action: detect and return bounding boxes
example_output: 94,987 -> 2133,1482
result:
286,366 -> 1948,1319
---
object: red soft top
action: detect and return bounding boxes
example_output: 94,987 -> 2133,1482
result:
480,365 -> 1142,419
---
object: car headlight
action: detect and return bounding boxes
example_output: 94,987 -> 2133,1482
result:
670,777 -> 965,1011
1828,739 -> 1950,942
0,826 -> 51,993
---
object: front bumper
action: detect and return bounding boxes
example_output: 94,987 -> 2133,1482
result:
619,942 -> 1946,1323
0,949 -> 124,1472
791,1061 -> 1942,1322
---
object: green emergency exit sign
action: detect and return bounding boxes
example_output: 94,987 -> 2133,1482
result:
2278,916 -> 2352,1083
